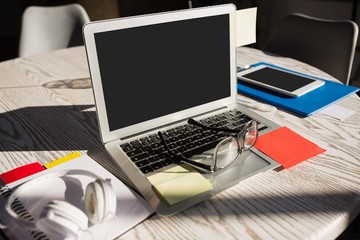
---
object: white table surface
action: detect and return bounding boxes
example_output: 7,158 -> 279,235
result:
0,46 -> 359,240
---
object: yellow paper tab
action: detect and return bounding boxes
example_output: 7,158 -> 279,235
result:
44,152 -> 82,169
147,165 -> 213,205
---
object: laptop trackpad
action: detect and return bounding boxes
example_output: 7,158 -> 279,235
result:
211,150 -> 276,193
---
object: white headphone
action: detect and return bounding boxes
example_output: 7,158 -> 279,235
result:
4,169 -> 117,239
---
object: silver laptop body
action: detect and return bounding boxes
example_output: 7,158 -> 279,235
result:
83,4 -> 280,216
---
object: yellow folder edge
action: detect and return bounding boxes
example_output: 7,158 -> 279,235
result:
44,152 -> 82,169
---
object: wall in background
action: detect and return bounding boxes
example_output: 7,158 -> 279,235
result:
0,0 -> 122,61
1,0 -> 360,86
0,0 -> 77,61
77,0 -> 119,20
0,2 -> 22,61
0,0 -> 256,61
117,0 -> 188,17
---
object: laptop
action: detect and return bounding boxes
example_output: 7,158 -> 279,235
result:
83,4 -> 280,215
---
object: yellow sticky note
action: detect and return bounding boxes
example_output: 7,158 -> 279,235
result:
44,152 -> 82,168
147,165 -> 213,205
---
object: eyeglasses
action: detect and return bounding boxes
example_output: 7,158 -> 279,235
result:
158,118 -> 258,172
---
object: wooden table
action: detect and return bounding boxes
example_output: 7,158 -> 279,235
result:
0,46 -> 359,240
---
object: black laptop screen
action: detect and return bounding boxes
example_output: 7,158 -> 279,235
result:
95,14 -> 231,131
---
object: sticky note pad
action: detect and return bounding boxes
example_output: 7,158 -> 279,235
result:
147,165 -> 213,205
254,126 -> 325,168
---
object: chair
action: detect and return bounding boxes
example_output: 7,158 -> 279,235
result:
19,4 -> 90,57
262,13 -> 358,85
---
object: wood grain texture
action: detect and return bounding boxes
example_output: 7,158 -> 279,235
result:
0,46 -> 359,240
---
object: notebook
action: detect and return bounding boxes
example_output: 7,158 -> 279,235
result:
83,4 -> 281,215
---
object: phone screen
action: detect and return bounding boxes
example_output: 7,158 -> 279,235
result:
241,67 -> 316,92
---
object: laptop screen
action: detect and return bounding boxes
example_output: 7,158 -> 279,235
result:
94,14 -> 231,131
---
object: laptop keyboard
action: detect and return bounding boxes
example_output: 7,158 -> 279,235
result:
120,110 -> 268,174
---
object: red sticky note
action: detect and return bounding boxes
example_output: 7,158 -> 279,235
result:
0,162 -> 45,184
254,126 -> 325,168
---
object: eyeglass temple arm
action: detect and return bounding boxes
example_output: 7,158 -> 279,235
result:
187,118 -> 238,134
157,131 -> 212,171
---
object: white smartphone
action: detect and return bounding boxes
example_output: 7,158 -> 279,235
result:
237,65 -> 325,97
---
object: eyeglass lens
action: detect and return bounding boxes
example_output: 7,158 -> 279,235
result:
213,120 -> 258,171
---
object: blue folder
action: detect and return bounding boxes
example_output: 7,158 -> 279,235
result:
237,62 -> 359,117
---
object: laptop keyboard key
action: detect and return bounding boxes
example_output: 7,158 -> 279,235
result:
185,143 -> 196,149
148,156 -> 160,162
142,146 -> 152,152
130,140 -> 143,149
150,142 -> 162,149
168,143 -> 177,149
136,159 -> 150,167
127,149 -> 142,157
176,146 -> 187,153
140,166 -> 153,174
120,143 -> 133,152
151,162 -> 163,170
131,152 -> 150,162
161,159 -> 173,166
182,139 -> 221,158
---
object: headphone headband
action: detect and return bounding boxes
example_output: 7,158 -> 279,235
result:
4,169 -> 103,229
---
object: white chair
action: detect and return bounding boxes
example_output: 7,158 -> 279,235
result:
19,4 -> 90,57
262,13 -> 359,85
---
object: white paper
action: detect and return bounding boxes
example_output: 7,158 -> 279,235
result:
236,8 -> 257,47
317,104 -> 356,121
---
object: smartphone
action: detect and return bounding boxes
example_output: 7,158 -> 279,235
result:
237,65 -> 325,97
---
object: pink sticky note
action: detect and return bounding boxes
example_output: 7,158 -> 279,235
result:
254,126 -> 325,168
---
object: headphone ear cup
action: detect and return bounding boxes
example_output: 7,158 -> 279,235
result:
85,179 -> 116,224
36,200 -> 88,238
